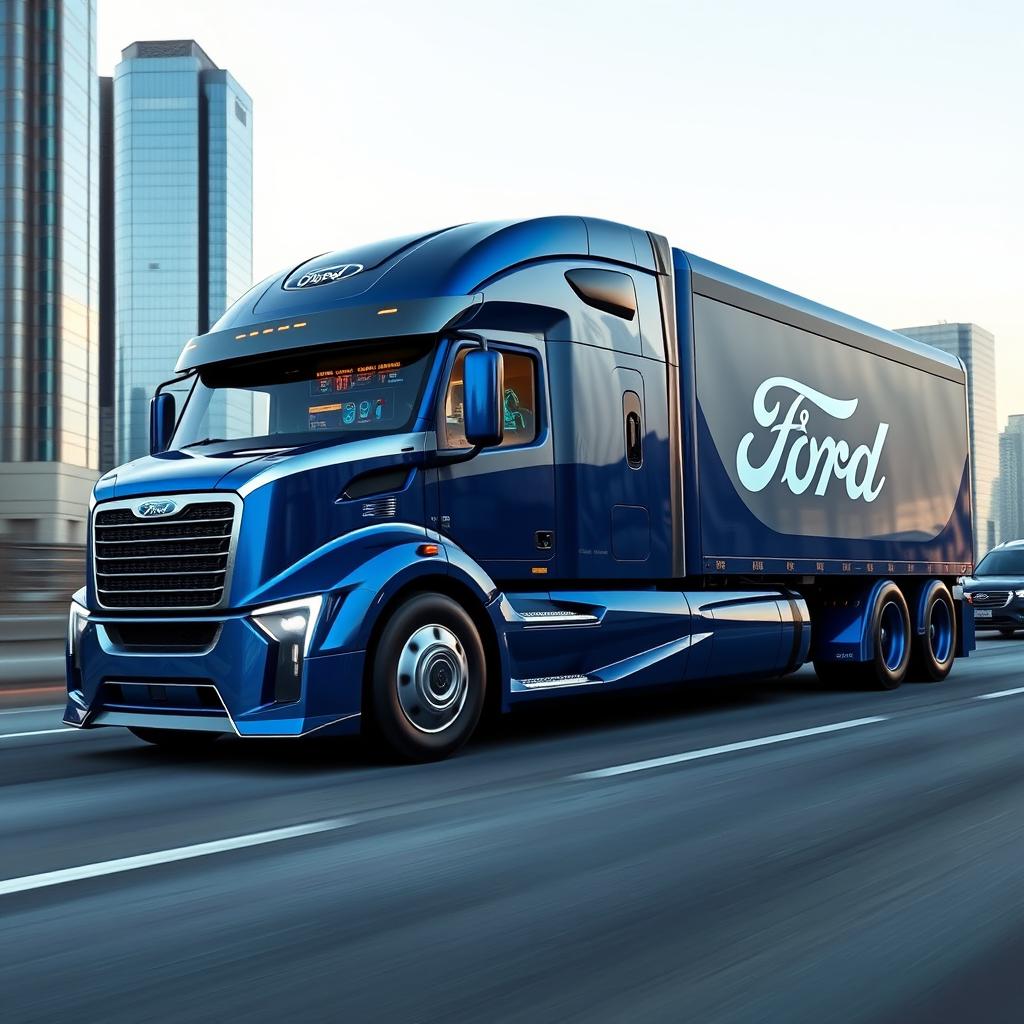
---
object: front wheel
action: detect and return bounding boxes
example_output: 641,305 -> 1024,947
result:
367,592 -> 487,762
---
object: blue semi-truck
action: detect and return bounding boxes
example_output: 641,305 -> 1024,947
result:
65,217 -> 975,760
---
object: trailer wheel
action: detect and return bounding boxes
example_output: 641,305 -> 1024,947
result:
128,727 -> 221,750
908,583 -> 956,682
862,583 -> 912,689
367,592 -> 486,762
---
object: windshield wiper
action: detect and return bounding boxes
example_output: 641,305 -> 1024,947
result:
180,437 -> 227,449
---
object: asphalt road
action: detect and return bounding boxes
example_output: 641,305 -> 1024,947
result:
3,636 -> 1024,1023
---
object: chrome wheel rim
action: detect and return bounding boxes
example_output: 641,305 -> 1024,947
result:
879,600 -> 906,672
396,623 -> 469,734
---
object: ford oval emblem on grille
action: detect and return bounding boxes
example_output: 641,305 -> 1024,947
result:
135,499 -> 178,518
976,593 -> 989,602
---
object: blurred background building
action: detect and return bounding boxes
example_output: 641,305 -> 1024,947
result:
898,322 -> 999,559
0,0 -> 100,546
999,414 -> 1024,545
105,40 -> 253,466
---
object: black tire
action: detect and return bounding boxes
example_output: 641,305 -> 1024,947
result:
128,727 -> 222,750
859,583 -> 912,690
367,592 -> 487,762
908,583 -> 957,682
815,583 -> 911,690
999,628 -> 1017,638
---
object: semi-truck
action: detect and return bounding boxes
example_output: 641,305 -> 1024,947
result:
65,216 -> 975,760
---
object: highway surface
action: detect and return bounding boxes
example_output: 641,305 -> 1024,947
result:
3,635 -> 1024,1023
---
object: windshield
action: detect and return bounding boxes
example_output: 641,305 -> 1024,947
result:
171,338 -> 435,451
975,549 -> 1024,576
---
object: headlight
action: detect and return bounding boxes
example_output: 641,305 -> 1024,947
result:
250,596 -> 323,704
68,599 -> 90,653
68,600 -> 90,667
1015,590 -> 1024,599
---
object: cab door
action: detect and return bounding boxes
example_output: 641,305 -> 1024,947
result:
433,341 -> 556,580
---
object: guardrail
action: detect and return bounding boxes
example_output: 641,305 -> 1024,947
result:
0,542 -> 85,613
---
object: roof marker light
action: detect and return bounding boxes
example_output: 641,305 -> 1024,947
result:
248,331 -> 258,337
277,324 -> 289,331
235,333 -> 247,340
293,322 -> 307,328
262,327 -> 274,334
377,307 -> 399,316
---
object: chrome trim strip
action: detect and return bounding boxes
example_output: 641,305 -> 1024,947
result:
92,492 -> 243,612
96,551 -> 229,562
95,516 -> 234,529
83,680 -> 360,738
516,611 -> 599,627
511,674 -> 601,692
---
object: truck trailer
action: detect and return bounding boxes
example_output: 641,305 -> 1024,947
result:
65,217 -> 975,760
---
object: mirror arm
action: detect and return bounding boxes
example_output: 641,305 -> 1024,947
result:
422,445 -> 482,468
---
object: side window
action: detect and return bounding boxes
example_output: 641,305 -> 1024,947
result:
442,348 -> 539,449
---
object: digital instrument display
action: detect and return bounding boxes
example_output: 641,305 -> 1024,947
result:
307,359 -> 408,431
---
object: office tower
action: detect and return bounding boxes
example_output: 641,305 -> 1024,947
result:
0,0 -> 100,542
108,40 -> 253,465
999,415 -> 1024,545
897,323 -> 997,558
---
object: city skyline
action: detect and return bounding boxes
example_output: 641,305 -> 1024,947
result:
107,39 -> 252,464
96,0 -> 1024,428
898,323 -> 999,557
0,0 -> 100,543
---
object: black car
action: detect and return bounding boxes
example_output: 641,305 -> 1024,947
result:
962,540 -> 1024,636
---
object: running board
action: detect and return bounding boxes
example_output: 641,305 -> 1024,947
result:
511,673 -> 603,692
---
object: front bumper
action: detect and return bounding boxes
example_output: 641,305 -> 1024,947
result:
64,610 -> 365,737
968,597 -> 1024,630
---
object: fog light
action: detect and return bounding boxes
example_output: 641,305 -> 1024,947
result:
250,596 -> 323,704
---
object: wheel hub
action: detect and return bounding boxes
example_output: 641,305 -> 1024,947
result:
396,623 -> 469,734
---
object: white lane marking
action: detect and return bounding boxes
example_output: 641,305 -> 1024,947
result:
0,705 -> 65,717
0,819 -> 352,897
572,717 -> 888,780
975,687 -> 1024,701
0,728 -> 77,741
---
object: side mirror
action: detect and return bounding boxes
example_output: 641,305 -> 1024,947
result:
462,349 -> 504,448
149,393 -> 176,454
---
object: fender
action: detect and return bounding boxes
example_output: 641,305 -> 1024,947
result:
811,578 -> 895,664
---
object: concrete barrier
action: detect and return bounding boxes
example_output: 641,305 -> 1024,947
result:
0,614 -> 65,687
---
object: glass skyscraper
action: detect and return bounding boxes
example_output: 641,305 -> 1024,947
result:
897,323 -> 998,558
109,40 -> 252,465
999,414 -> 1024,545
0,0 -> 100,542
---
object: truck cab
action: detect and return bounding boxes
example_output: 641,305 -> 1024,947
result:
66,216 -> 971,760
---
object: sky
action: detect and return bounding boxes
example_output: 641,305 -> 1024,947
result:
99,0 -> 1024,425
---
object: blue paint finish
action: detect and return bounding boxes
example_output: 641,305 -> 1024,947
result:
73,215 -> 974,745
64,612 -> 364,737
811,578 -> 897,664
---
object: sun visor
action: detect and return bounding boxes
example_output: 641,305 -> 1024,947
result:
175,294 -> 482,374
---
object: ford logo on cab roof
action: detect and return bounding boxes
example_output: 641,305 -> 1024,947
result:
286,263 -> 364,290
135,499 -> 178,518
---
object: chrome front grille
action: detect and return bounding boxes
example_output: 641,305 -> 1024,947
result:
93,495 -> 241,610
971,591 -> 1011,609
